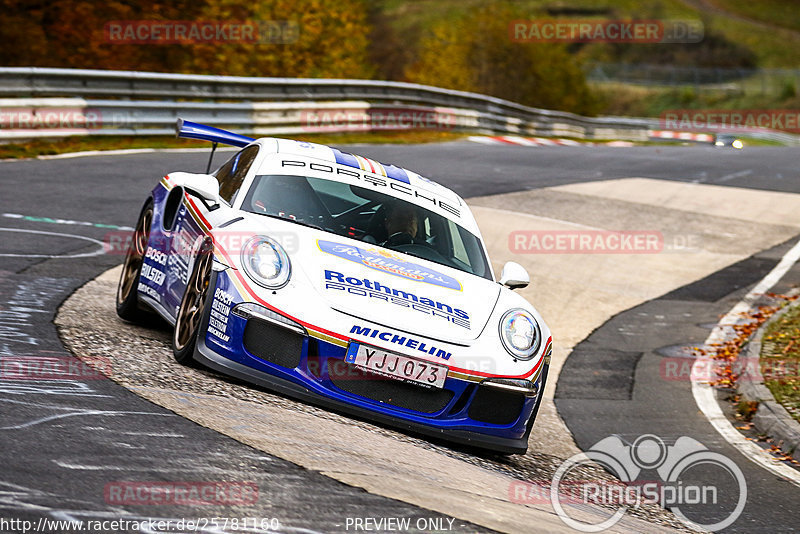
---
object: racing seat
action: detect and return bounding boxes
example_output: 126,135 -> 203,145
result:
361,205 -> 388,244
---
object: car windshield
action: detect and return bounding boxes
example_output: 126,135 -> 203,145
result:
242,174 -> 492,280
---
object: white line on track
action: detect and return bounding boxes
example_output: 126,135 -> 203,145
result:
716,169 -> 753,183
34,146 -> 236,160
0,228 -> 108,258
692,236 -> 800,487
471,204 -> 605,230
3,212 -> 133,231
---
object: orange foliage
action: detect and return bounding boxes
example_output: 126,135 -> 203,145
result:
0,0 -> 374,78
190,0 -> 374,78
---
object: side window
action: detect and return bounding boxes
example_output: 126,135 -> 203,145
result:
162,186 -> 184,231
447,219 -> 470,265
215,145 -> 259,204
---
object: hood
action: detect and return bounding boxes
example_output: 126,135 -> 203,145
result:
215,214 -> 501,343
224,217 -> 502,344
307,238 -> 499,343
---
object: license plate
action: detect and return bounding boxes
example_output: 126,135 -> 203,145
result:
345,343 -> 448,389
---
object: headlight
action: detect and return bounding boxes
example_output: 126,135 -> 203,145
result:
499,309 -> 541,360
241,236 -> 291,289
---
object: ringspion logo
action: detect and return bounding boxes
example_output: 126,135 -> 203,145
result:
548,434 -> 746,531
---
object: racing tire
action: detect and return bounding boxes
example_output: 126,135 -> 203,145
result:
172,239 -> 214,366
116,200 -> 155,323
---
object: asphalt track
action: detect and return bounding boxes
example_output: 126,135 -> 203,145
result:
556,238 -> 800,532
1,142 -> 800,532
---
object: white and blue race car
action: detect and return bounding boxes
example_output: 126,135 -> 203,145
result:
116,119 -> 552,454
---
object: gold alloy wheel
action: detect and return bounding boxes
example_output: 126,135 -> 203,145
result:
174,243 -> 213,351
117,207 -> 152,307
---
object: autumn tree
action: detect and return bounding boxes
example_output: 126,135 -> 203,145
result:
189,0 -> 375,78
404,3 -> 598,115
0,0 -> 205,72
0,0 -> 375,78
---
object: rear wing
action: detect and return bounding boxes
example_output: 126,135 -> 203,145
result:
175,118 -> 254,148
176,119 -> 255,172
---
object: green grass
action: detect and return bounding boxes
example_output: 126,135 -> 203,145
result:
592,80 -> 800,119
376,1 -> 800,68
0,130 -> 469,159
704,13 -> 800,68
0,136 -> 205,159
714,0 -> 800,33
761,302 -> 800,423
372,1 -> 800,118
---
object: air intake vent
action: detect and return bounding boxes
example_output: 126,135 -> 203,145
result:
328,360 -> 453,414
242,318 -> 304,369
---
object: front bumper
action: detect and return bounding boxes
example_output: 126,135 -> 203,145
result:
195,271 -> 548,454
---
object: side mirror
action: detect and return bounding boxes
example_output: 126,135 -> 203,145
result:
499,261 -> 529,290
171,172 -> 220,202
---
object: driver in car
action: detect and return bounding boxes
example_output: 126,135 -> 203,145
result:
363,201 -> 420,246
384,202 -> 419,243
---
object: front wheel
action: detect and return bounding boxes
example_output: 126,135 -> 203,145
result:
172,239 -> 214,366
116,200 -> 154,323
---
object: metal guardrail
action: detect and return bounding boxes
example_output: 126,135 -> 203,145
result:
0,67 -> 797,145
